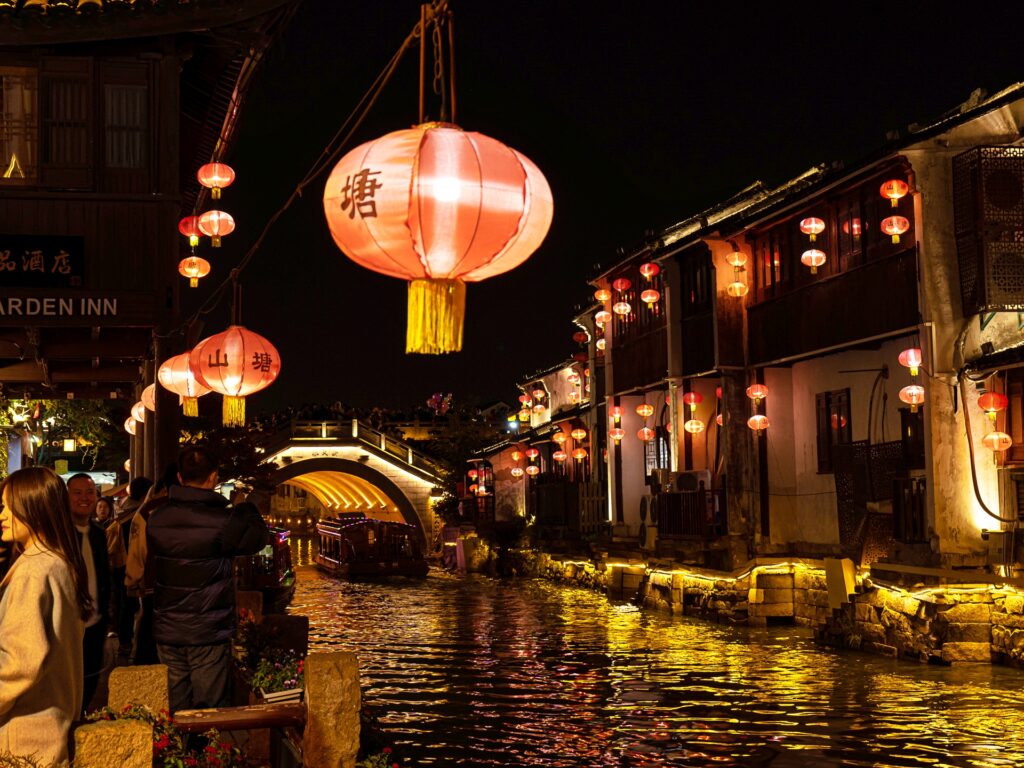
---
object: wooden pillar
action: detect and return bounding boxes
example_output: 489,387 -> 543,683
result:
142,367 -> 155,482
152,333 -> 180,479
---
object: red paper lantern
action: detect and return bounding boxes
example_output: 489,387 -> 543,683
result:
637,426 -> 655,441
726,251 -> 747,268
982,432 -> 1013,453
799,217 -> 825,241
570,428 -> 587,441
636,403 -> 654,419
899,384 -> 925,413
467,468 -> 478,480
158,352 -> 212,416
716,414 -> 724,426
594,288 -> 611,303
727,280 -> 748,298
552,450 -> 567,462
746,384 -> 769,404
525,448 -> 540,460
532,387 -> 546,400
747,414 -> 769,431
525,465 -> 540,477
131,401 -> 146,423
178,256 -> 211,288
611,277 -> 632,292
191,325 -> 281,426
612,301 -> 631,316
640,289 -> 660,306
468,483 -> 478,494
571,448 -> 587,461
880,179 -> 909,207
682,392 -> 703,411
898,348 -> 923,377
510,467 -> 525,478
684,419 -> 704,434
595,339 -> 606,352
323,124 -> 552,354
510,449 -> 523,461
609,427 -> 625,443
518,408 -> 530,421
801,248 -> 826,274
830,414 -> 848,429
178,216 -> 202,247
572,331 -> 588,344
532,403 -> 546,414
715,386 -> 722,399
198,210 -> 235,247
881,215 -> 910,244
639,262 -> 659,280
595,310 -> 612,326
609,405 -> 623,421
141,383 -> 156,412
978,392 -> 1008,423
573,351 -> 589,362
518,393 -> 531,404
552,432 -> 567,445
197,162 -> 236,200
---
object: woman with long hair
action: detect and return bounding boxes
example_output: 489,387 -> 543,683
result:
0,466 -> 92,764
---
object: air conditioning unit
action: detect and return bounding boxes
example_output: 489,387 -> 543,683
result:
676,469 -> 711,492
953,146 -> 1024,314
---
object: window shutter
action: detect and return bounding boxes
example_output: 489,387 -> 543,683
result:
40,57 -> 93,189
101,61 -> 150,193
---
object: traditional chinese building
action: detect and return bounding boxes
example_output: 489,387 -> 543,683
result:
0,0 -> 298,476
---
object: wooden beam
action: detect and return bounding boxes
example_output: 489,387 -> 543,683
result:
0,361 -> 44,382
174,702 -> 306,734
51,364 -> 139,383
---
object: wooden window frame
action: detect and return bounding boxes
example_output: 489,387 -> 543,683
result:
816,387 -> 852,473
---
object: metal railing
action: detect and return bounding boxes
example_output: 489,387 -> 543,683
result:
893,476 -> 927,543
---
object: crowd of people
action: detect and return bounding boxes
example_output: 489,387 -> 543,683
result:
0,446 -> 270,764
252,401 -> 447,435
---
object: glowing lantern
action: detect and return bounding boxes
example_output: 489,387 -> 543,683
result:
518,408 -> 530,421
682,392 -> 703,412
715,386 -> 722,399
609,405 -> 623,423
510,467 -> 525,478
665,423 -> 672,433
881,215 -> 910,244
141,384 -> 156,412
518,393 -> 532,404
323,124 -> 552,355
612,277 -> 631,292
178,256 -> 211,288
572,331 -> 588,345
158,352 -> 212,416
197,210 -> 235,248
880,179 -> 909,207
639,262 -> 660,280
570,428 -> 587,441
131,401 -> 146,423
596,338 -> 607,351
510,449 -> 523,461
747,414 -> 769,431
572,352 -> 588,363
899,384 -> 925,413
726,251 -> 747,268
552,432 -> 567,445
197,162 -> 235,200
843,218 -> 862,237
830,414 -> 848,429
746,384 -> 769,405
191,325 -> 280,427
532,388 -> 546,400
525,465 -> 540,477
595,310 -> 612,326
532,403 -> 546,414
467,468 -> 478,480
636,403 -> 654,419
640,289 -> 660,306
525,448 -> 540,460
982,432 -> 1013,453
178,216 -> 202,247
571,448 -> 587,461
799,217 -> 825,242
124,417 -> 136,436
801,248 -> 826,274
568,371 -> 581,384
124,459 -> 131,472
612,301 -> 631,316
468,483 -> 478,494
63,438 -> 76,453
978,392 -> 1009,423
716,414 -> 723,426
727,280 -> 749,298
552,450 -> 567,462
898,348 -> 923,377
609,427 -> 625,443
594,288 -> 611,303
637,426 -> 655,441
684,419 -> 705,434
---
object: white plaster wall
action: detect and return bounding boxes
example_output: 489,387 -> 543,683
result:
491,447 -> 526,521
613,392 -> 667,533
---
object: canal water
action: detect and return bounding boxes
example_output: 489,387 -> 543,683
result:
289,541 -> 1024,767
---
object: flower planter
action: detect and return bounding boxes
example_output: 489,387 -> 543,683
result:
260,687 -> 303,704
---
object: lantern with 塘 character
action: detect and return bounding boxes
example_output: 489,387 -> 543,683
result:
158,353 -> 212,417
881,215 -> 910,244
197,162 -> 236,200
323,123 -> 553,355
191,325 -> 280,427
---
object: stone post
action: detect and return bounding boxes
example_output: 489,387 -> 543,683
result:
74,719 -> 152,768
303,651 -> 361,768
107,664 -> 170,714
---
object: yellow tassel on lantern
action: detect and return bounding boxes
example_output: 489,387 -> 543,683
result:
406,278 -> 466,354
182,397 -> 199,417
222,396 -> 245,427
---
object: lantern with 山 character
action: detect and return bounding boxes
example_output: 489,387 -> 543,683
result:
191,326 -> 280,427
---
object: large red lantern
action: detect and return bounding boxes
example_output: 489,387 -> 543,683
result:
639,263 -> 659,280
158,352 -> 212,417
178,216 -> 202,247
179,256 -> 211,288
198,210 -> 235,247
572,331 -> 588,344
881,216 -> 910,244
197,163 -> 236,200
323,124 -> 552,354
801,248 -> 826,274
191,326 -> 280,426
978,392 -> 1008,423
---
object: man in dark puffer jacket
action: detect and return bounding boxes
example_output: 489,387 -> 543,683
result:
147,445 -> 269,711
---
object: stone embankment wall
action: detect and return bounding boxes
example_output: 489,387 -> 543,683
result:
519,549 -> 1024,668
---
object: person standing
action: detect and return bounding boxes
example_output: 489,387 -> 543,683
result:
0,467 -> 92,764
110,477 -> 150,656
148,446 -> 269,711
66,473 -> 111,713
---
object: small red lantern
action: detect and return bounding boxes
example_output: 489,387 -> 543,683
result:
899,384 -> 925,413
518,393 -> 531,404
552,432 -> 567,445
467,468 -> 478,480
595,310 -> 612,326
178,216 -> 202,247
842,218 -> 862,237
525,465 -> 540,477
747,414 -> 769,431
518,408 -> 531,421
978,392 -> 1008,423
684,419 -> 704,434
570,429 -> 587,442
880,179 -> 909,208
510,449 -> 523,462
639,262 -> 659,280
898,348 -> 923,377
636,403 -> 654,419
982,432 -> 1013,453
141,383 -> 156,412
178,256 -> 211,288
715,386 -> 722,399
801,248 -> 826,274
532,387 -> 546,400
552,450 -> 567,462
595,339 -> 606,351
881,215 -> 910,244
640,289 -> 660,306
124,416 -> 137,436
612,277 -> 632,292
525,448 -> 540,460
468,483 -> 478,494
197,162 -> 236,200
191,325 -> 280,426
609,427 -> 625,443
158,352 -> 212,416
532,403 -> 545,414
594,288 -> 611,303
799,217 -> 825,242
746,384 -> 769,405
510,467 -> 525,478
572,331 -> 588,344
609,405 -> 623,423
637,426 -> 655,441
716,413 -> 724,426
726,251 -> 747,268
682,392 -> 703,412
198,210 -> 235,247
612,301 -> 631,316
571,448 -> 588,461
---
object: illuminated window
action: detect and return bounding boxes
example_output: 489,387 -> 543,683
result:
0,67 -> 38,185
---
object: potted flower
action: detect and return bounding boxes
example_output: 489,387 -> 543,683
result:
250,650 -> 304,703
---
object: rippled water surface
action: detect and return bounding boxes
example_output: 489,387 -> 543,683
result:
289,541 -> 1024,767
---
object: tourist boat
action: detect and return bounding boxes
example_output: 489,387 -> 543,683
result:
315,513 -> 429,578
235,527 -> 297,613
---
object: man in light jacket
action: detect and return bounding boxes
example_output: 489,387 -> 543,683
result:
147,446 -> 269,711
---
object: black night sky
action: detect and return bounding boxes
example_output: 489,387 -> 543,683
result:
191,1 -> 1024,415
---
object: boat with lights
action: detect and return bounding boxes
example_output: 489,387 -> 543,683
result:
315,513 -> 429,578
234,526 -> 296,613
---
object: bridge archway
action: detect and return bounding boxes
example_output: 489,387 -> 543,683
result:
271,458 -> 428,547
